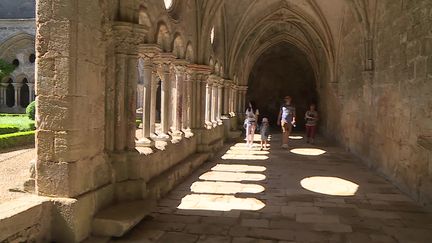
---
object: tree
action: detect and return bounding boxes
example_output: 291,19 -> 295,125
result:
0,59 -> 15,81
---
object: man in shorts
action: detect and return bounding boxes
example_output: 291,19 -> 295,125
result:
277,96 -> 296,149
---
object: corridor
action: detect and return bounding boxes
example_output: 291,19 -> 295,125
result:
113,134 -> 432,243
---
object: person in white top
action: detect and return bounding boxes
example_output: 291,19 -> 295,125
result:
245,101 -> 259,148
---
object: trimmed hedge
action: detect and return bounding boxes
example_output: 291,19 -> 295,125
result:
0,131 -> 35,150
0,125 -> 20,135
0,114 -> 26,117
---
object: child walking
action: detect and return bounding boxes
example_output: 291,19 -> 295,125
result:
260,117 -> 270,150
305,104 -> 319,144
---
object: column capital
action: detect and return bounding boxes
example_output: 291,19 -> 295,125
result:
238,85 -> 248,92
113,21 -> 147,54
12,82 -> 23,88
172,59 -> 189,74
138,44 -> 162,59
154,52 -> 176,65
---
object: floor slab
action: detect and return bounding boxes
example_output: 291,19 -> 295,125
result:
112,134 -> 432,243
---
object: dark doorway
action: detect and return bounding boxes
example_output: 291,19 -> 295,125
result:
6,79 -> 14,107
20,78 -> 30,108
156,79 -> 162,123
247,43 -> 318,131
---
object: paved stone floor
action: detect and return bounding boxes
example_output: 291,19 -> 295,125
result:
112,134 -> 432,243
0,146 -> 34,204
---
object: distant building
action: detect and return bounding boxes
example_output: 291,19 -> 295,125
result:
0,0 -> 35,113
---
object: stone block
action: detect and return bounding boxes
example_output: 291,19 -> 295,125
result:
0,196 -> 51,242
114,180 -> 146,201
92,200 -> 156,237
37,153 -> 111,197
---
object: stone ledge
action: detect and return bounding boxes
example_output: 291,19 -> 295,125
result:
418,136 -> 432,151
92,200 -> 156,237
0,195 -> 51,242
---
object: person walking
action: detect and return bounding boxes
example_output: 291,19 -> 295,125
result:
277,96 -> 296,149
245,101 -> 259,148
260,117 -> 270,150
305,104 -> 319,144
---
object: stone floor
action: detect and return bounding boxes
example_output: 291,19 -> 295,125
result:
112,133 -> 432,243
0,146 -> 34,204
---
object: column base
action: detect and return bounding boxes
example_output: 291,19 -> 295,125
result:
217,119 -> 223,125
152,133 -> 171,141
182,128 -> 194,138
205,121 -> 213,130
170,130 -> 184,143
212,121 -> 218,128
136,137 -> 155,147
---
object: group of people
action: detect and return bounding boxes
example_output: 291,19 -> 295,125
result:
244,96 -> 319,150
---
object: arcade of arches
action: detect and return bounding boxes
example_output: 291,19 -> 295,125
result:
3,0 -> 431,242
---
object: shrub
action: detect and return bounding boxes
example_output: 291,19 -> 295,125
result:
0,125 -> 20,135
26,101 -> 36,120
136,120 -> 142,128
0,59 -> 15,81
0,130 -> 35,150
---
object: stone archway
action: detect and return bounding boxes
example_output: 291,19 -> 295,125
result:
247,43 -> 318,130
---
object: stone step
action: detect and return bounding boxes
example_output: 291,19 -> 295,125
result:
92,200 -> 156,237
81,236 -> 110,243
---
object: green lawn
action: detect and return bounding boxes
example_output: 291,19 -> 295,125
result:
0,114 -> 35,131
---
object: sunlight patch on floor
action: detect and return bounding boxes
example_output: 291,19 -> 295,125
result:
300,176 -> 359,196
199,171 -> 266,182
221,154 -> 269,160
177,194 -> 265,211
211,164 -> 267,172
191,181 -> 265,194
289,135 -> 303,140
290,148 -> 326,156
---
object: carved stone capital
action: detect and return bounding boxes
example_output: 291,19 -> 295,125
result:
113,21 -> 147,54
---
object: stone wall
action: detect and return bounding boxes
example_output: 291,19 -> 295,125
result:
0,19 -> 35,44
327,0 -> 432,207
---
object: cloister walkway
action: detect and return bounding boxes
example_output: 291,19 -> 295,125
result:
113,134 -> 432,243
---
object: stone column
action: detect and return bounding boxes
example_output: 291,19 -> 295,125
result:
150,72 -> 159,136
171,60 -> 188,142
12,83 -> 21,108
136,45 -> 161,147
183,69 -> 193,137
187,65 -> 212,130
154,53 -> 176,141
217,79 -> 223,125
211,79 -> 218,126
223,80 -> 230,116
0,84 -> 5,106
205,78 -> 213,129
28,83 -> 35,103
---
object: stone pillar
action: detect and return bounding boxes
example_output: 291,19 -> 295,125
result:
0,84 -> 5,106
205,78 -> 213,129
183,69 -> 193,137
28,83 -> 35,103
187,65 -> 212,129
12,83 -> 21,108
223,80 -> 230,116
154,53 -> 176,140
211,79 -> 218,126
171,60 -> 188,141
136,45 -> 161,147
217,79 -> 223,125
150,72 -> 159,136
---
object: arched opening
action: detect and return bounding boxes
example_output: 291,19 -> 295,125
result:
246,43 -> 318,130
6,79 -> 14,107
20,78 -> 30,108
156,79 -> 162,124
